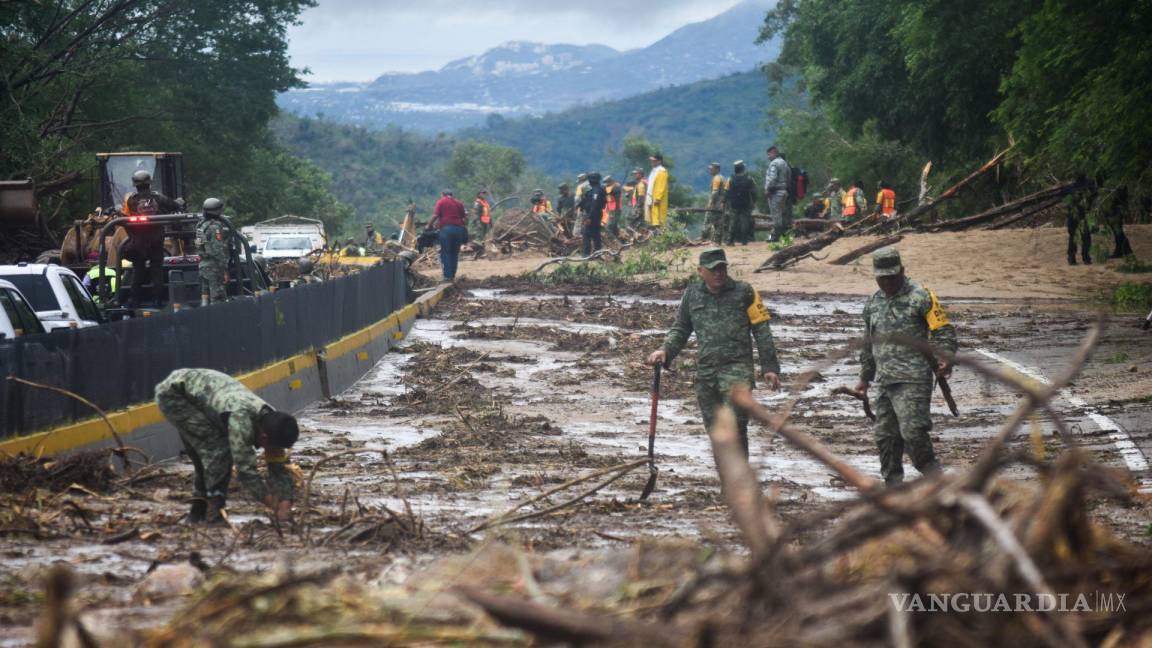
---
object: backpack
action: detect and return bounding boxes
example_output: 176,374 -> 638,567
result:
727,174 -> 754,210
791,167 -> 808,201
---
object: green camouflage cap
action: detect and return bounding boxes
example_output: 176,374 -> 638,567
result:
699,247 -> 728,269
872,247 -> 903,277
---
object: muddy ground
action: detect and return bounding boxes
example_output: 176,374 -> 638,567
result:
1,275 -> 1150,645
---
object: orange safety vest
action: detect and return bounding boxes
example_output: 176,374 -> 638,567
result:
531,199 -> 551,214
476,198 -> 491,224
842,189 -> 858,217
877,188 -> 896,216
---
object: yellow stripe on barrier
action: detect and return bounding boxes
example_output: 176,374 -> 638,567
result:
0,296 -> 434,458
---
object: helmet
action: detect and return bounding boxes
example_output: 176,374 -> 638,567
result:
297,257 -> 314,275
558,182 -> 570,190
132,170 -> 152,187
202,197 -> 224,216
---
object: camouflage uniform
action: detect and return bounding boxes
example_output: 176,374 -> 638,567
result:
764,156 -> 792,240
196,216 -> 229,304
859,249 -> 958,484
662,249 -> 780,456
155,368 -> 295,508
826,185 -> 845,222
703,167 -> 727,243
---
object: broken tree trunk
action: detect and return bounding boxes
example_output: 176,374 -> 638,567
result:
984,196 -> 1065,230
827,235 -> 904,266
923,180 -> 1078,232
754,224 -> 845,272
867,146 -> 1015,233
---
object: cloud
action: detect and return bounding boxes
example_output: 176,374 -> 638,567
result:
288,0 -> 743,82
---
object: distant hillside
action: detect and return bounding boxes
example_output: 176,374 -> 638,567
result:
271,116 -> 455,222
463,70 -> 774,190
278,0 -> 779,133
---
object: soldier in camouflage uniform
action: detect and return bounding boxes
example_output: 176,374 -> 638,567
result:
649,248 -> 781,457
196,198 -> 230,305
702,162 -> 726,243
853,248 -> 958,485
156,368 -> 299,524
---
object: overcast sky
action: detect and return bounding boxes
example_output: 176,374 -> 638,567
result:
288,0 -> 744,83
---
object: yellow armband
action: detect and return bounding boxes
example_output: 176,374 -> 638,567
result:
265,453 -> 290,464
926,289 -> 950,331
747,289 -> 771,325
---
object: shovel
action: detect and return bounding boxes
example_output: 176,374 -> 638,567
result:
639,364 -> 662,501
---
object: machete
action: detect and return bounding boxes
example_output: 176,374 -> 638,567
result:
639,364 -> 661,501
937,374 -> 959,416
831,386 -> 876,421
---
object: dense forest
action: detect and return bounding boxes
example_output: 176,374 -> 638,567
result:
761,0 -> 1152,217
0,0 -> 353,234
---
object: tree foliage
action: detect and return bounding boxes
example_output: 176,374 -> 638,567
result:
761,0 -> 1152,208
994,0 -> 1152,192
444,141 -> 526,201
0,0 -> 352,231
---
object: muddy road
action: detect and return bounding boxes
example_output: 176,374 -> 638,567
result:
1,279 -> 1150,644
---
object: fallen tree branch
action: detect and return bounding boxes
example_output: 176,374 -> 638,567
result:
827,235 -> 904,266
710,407 -> 780,555
923,181 -> 1080,232
468,458 -> 649,533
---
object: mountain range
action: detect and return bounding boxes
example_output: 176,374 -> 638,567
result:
278,0 -> 779,133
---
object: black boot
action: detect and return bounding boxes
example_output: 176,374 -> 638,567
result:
188,498 -> 207,524
205,496 -> 228,526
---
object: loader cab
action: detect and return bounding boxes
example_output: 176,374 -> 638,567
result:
96,152 -> 185,211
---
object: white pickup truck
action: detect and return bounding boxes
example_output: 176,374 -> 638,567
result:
242,216 -> 326,261
0,279 -> 47,340
0,263 -> 103,331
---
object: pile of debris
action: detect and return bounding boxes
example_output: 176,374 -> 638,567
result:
130,323 -> 1152,646
757,147 -> 1082,271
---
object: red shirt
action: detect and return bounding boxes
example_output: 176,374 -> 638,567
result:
433,196 -> 467,227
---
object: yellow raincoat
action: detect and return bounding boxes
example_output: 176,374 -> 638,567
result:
646,166 -> 669,226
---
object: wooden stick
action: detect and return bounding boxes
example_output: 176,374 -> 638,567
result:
709,406 -> 779,554
468,459 -> 649,533
729,385 -> 879,493
6,376 -> 131,467
827,235 -> 903,266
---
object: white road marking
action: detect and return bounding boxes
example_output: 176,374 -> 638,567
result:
974,348 -> 1151,492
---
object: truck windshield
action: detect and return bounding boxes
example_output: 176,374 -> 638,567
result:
266,238 -> 312,251
0,275 -> 60,311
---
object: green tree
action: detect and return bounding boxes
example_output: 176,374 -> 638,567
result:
0,0 -> 348,232
444,141 -> 526,200
994,0 -> 1152,196
760,0 -> 1034,165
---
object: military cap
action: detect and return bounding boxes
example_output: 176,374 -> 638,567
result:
698,247 -> 728,269
558,182 -> 570,190
577,173 -> 588,181
649,152 -> 664,162
603,175 -> 614,183
829,177 -> 841,185
872,247 -> 903,277
633,168 -> 644,175
709,162 -> 720,169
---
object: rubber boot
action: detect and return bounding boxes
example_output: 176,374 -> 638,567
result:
204,496 -> 228,527
188,498 -> 207,524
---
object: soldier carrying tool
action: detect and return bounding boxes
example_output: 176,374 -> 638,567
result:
852,248 -> 958,485
648,248 -> 781,457
156,368 -> 299,525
